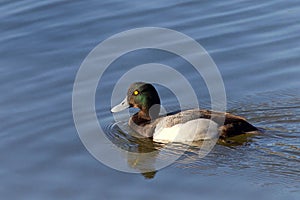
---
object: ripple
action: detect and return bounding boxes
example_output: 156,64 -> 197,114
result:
1,0 -> 300,198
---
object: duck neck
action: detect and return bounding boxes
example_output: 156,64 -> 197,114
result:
134,104 -> 160,124
130,110 -> 151,126
137,110 -> 151,121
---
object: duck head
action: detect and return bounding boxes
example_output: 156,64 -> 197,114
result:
111,82 -> 161,120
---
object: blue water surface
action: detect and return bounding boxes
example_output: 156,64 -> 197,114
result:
0,1 -> 299,199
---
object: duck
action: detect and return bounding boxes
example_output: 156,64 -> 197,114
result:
111,82 -> 258,143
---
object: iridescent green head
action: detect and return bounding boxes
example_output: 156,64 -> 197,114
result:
111,82 -> 160,119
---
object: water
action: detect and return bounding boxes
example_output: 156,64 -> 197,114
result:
1,0 -> 299,199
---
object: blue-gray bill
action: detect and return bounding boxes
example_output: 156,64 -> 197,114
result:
111,97 -> 129,112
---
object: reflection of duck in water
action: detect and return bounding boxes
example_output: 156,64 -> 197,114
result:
125,137 -> 159,179
112,82 -> 258,143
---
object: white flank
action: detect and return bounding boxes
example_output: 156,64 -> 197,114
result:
153,118 -> 219,143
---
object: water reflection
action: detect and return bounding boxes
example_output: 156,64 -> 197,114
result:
108,121 -> 192,178
108,120 -> 261,179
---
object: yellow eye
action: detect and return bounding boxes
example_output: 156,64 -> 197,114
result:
133,90 -> 139,95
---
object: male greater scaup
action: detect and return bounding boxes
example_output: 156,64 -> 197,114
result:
111,82 -> 258,143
